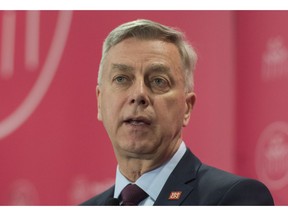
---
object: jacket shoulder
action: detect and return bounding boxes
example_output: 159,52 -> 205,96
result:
196,164 -> 274,205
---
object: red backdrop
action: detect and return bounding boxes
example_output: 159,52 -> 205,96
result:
0,11 -> 287,205
236,11 -> 288,205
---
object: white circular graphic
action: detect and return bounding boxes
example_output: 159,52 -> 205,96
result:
255,121 -> 288,190
0,11 -> 73,140
69,175 -> 114,204
10,179 -> 39,205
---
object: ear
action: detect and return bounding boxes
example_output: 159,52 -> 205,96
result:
96,85 -> 102,121
183,92 -> 196,127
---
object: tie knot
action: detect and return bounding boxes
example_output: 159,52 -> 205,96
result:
120,184 -> 148,206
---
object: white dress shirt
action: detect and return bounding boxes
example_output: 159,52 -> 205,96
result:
113,141 -> 187,205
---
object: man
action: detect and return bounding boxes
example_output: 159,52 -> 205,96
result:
82,19 -> 274,205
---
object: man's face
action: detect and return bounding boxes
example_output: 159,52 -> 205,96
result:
97,38 -> 195,164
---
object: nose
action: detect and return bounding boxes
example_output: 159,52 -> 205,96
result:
129,80 -> 149,108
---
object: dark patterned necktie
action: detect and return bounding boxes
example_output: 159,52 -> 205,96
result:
120,184 -> 148,206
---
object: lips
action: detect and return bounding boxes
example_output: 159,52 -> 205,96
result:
123,116 -> 152,126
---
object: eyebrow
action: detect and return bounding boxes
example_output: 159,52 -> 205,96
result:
111,63 -> 134,73
111,63 -> 171,75
146,64 -> 171,74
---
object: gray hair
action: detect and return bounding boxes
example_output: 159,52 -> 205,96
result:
98,19 -> 197,91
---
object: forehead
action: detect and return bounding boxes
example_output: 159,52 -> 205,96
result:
104,38 -> 182,69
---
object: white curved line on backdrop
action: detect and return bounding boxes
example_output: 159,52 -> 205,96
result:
0,11 -> 73,140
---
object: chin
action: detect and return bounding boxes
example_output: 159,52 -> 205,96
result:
119,140 -> 157,155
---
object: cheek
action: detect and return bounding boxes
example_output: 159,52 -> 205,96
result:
156,95 -> 186,124
100,94 -> 120,123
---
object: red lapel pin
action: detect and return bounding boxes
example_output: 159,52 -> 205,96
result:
168,191 -> 182,200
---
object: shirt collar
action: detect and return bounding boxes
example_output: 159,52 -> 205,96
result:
114,142 -> 187,201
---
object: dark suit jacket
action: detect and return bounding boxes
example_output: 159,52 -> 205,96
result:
81,148 -> 274,205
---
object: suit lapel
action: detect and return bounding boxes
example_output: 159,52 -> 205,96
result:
154,148 -> 202,206
98,186 -> 115,205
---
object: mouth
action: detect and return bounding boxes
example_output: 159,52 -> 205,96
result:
123,116 -> 152,126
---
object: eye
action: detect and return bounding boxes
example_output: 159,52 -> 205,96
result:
153,78 -> 162,84
152,77 -> 167,86
150,77 -> 170,92
113,75 -> 129,84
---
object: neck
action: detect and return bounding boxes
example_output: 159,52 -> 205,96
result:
117,139 -> 182,182
118,158 -> 157,182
